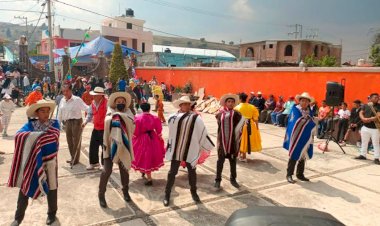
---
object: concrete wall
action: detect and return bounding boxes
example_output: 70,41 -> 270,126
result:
136,67 -> 380,106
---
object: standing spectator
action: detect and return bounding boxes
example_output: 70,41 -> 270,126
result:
341,100 -> 362,146
81,85 -> 94,106
22,71 -> 30,95
337,102 -> 351,143
1,72 -> 15,98
310,101 -> 319,117
317,100 -> 331,138
154,95 -> 166,123
58,84 -> 89,165
0,94 -> 15,136
277,96 -> 295,127
73,79 -> 85,97
43,81 -> 50,99
106,80 -> 113,95
118,78 -> 127,92
355,93 -> 380,165
252,91 -> 266,112
142,80 -> 150,101
271,96 -> 285,125
43,74 -> 51,86
133,84 -> 143,111
248,92 -> 256,105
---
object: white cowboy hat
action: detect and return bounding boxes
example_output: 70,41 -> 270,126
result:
295,92 -> 315,103
3,94 -> 12,99
173,95 -> 193,109
108,92 -> 131,109
257,91 -> 262,95
219,93 -> 239,106
26,100 -> 56,118
90,87 -> 105,95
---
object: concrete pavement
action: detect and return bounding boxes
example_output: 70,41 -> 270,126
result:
0,101 -> 379,226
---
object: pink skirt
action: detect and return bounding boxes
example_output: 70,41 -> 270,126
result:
180,150 -> 210,168
132,134 -> 165,173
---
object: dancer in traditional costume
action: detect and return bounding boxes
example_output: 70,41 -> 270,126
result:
215,94 -> 244,189
234,93 -> 262,162
154,94 -> 166,123
163,96 -> 215,206
131,103 -> 165,186
284,92 -> 316,184
8,100 -> 60,225
98,92 -> 135,208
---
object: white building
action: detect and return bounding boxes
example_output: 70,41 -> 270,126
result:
101,9 -> 153,53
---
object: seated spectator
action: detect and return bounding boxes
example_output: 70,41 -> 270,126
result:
317,100 -> 331,138
276,96 -> 295,127
252,91 -> 265,112
310,101 -> 319,117
340,100 -> 362,146
271,96 -> 285,125
260,94 -> 276,123
336,102 -> 350,143
248,92 -> 256,105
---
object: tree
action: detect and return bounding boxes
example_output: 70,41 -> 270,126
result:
370,45 -> 380,66
221,40 -> 225,44
304,54 -> 337,67
200,37 -> 205,42
109,43 -> 128,90
229,41 -> 234,45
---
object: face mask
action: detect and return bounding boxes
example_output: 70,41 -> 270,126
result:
116,103 -> 126,111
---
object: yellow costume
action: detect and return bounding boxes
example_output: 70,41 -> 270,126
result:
234,103 -> 262,153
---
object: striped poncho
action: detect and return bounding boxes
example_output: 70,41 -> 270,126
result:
166,112 -> 215,168
8,120 -> 60,199
283,105 -> 316,161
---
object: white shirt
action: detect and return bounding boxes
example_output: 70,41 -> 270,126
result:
23,76 -> 30,86
58,95 -> 89,122
338,109 -> 350,119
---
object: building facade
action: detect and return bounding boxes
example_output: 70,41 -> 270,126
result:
240,40 -> 342,65
101,9 -> 153,53
38,26 -> 100,55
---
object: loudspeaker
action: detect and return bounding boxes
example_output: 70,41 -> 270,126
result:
325,82 -> 344,106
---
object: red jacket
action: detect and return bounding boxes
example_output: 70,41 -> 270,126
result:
92,98 -> 107,130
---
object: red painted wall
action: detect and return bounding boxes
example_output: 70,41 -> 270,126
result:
136,67 -> 380,106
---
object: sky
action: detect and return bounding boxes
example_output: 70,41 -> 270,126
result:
1,0 -> 380,62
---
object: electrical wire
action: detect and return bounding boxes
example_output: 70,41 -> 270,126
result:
27,4 -> 46,40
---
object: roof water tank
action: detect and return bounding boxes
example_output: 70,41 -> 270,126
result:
126,9 -> 134,17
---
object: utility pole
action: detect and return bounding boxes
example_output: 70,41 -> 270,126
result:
14,16 -> 28,38
288,24 -> 303,40
47,0 -> 54,72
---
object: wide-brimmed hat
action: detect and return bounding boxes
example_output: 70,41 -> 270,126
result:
108,92 -> 131,109
26,100 -> 56,118
3,94 -> 12,99
220,93 -> 239,106
257,91 -> 262,95
173,96 -> 193,109
295,92 -> 314,103
33,86 -> 41,91
90,87 -> 105,95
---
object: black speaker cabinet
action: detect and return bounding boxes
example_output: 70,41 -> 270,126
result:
325,82 -> 344,106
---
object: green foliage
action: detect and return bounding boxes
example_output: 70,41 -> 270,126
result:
183,81 -> 193,94
304,54 -> 337,67
370,45 -> 380,66
109,43 -> 128,90
174,86 -> 183,93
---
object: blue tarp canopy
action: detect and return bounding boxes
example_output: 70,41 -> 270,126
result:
53,36 -> 140,57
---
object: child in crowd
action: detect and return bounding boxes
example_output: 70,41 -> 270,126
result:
154,95 -> 166,124
0,94 -> 15,136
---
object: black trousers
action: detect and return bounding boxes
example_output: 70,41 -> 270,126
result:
337,118 -> 349,141
99,158 -> 129,195
286,159 -> 306,177
165,160 -> 197,195
89,129 -> 104,165
14,189 -> 57,223
215,155 -> 237,182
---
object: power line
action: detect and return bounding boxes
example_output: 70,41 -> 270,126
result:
0,8 -> 42,13
27,4 -> 46,40
0,0 -> 38,2
8,1 -> 40,23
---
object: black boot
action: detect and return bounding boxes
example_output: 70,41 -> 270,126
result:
230,179 -> 240,188
286,175 -> 296,184
214,180 -> 221,189
296,160 -> 310,182
286,159 -> 297,184
191,191 -> 201,203
98,193 -> 107,208
11,220 -> 20,226
123,191 -> 131,202
46,189 -> 57,225
163,193 -> 170,207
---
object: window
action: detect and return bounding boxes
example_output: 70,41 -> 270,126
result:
263,45 -> 266,50
142,42 -> 145,53
121,40 -> 127,46
327,48 -> 331,56
269,44 -> 273,49
108,23 -> 112,27
127,23 -> 132,29
284,45 -> 293,56
245,47 -> 254,57
314,45 -> 319,57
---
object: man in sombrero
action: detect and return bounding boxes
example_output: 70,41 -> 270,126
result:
163,96 -> 215,207
8,100 -> 60,225
214,94 -> 245,189
283,92 -> 316,184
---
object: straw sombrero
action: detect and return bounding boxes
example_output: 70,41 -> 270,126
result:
173,96 -> 193,109
90,87 -> 105,95
108,92 -> 131,109
26,100 -> 56,118
295,92 -> 314,103
219,93 -> 239,106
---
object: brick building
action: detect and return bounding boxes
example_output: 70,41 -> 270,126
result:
240,40 -> 342,65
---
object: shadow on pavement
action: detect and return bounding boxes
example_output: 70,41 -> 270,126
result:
237,158 -> 281,174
